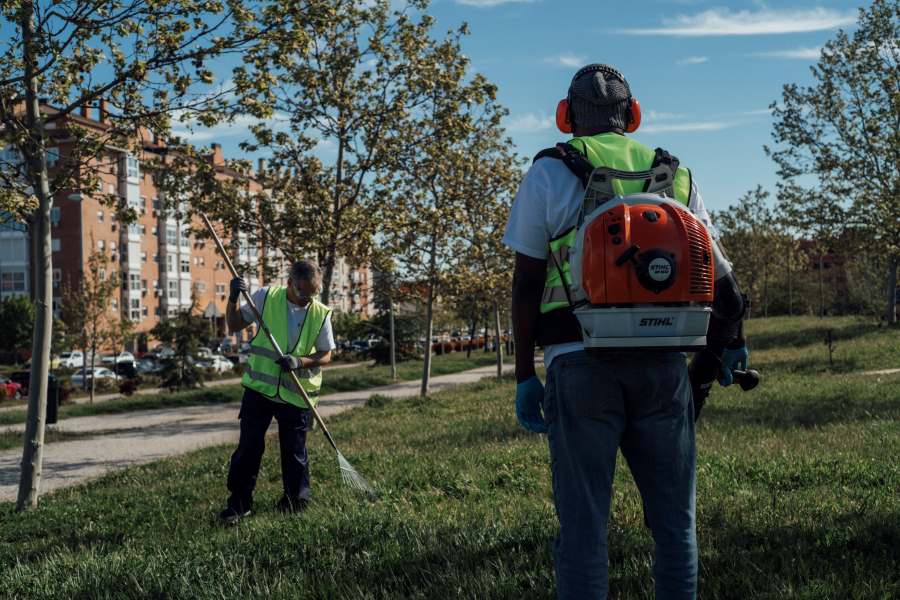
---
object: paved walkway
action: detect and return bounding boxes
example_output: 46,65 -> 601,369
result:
0,363 -> 513,502
0,361 -> 367,413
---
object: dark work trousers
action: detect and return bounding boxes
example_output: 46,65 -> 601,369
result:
226,387 -> 313,511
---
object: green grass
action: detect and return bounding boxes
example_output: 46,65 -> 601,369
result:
0,429 -> 94,451
0,351 -> 508,427
0,317 -> 898,599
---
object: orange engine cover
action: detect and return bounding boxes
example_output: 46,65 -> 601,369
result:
581,203 -> 714,304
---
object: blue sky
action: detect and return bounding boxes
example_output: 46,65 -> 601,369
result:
184,0 -> 870,213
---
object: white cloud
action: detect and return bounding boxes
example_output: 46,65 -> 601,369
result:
645,110 -> 685,121
456,0 -> 534,6
623,7 -> 856,36
171,113 -> 290,143
752,46 -> 822,59
542,53 -> 586,68
676,55 -> 709,66
640,121 -> 735,133
506,112 -> 554,133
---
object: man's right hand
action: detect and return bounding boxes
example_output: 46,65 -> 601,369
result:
515,376 -> 548,434
229,277 -> 247,303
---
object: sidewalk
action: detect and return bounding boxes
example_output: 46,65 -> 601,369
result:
0,363 -> 513,502
0,360 -> 366,413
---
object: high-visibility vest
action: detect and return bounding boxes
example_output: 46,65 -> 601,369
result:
241,286 -> 331,408
540,133 -> 692,316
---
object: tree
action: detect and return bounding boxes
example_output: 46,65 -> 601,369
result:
0,0 -> 268,510
386,24 -> 508,395
0,296 -> 34,360
105,313 -> 134,381
767,0 -> 900,323
217,0 -> 445,305
150,299 -> 209,391
58,248 -> 118,404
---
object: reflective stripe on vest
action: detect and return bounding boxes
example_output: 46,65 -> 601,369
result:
539,134 -> 692,315
240,286 -> 331,408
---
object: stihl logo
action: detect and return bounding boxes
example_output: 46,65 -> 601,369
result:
639,317 -> 674,327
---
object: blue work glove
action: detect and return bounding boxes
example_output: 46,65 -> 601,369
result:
718,346 -> 749,386
276,355 -> 301,371
229,277 -> 247,303
515,376 -> 548,434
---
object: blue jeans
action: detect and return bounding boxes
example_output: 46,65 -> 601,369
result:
544,350 -> 697,600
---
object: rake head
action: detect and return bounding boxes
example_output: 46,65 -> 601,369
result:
337,450 -> 376,498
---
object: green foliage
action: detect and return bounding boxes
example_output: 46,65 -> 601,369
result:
150,305 -> 210,391
0,317 -> 898,598
767,0 -> 900,322
0,296 -> 34,355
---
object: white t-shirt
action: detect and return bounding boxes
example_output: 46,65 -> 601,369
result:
502,153 -> 730,368
241,287 -> 336,353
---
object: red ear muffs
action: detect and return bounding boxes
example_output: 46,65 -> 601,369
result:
625,97 -> 641,133
556,99 -> 573,134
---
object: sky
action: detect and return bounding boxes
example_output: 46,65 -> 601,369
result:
179,0 -> 871,214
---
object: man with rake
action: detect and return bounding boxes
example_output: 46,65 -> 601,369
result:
218,259 -> 336,525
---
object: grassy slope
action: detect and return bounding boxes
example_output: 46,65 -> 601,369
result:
0,351 -> 508,428
0,316 -> 898,599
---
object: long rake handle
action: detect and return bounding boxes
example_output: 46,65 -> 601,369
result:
200,212 -> 340,453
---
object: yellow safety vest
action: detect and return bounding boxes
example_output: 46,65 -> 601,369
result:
241,286 -> 331,408
540,133 -> 692,315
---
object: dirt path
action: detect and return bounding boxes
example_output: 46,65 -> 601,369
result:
0,363 -> 513,502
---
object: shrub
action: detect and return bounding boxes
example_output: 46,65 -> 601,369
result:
118,379 -> 139,396
0,386 -> 7,403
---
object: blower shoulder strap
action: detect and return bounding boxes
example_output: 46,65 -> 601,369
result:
533,143 -> 594,188
642,147 -> 680,195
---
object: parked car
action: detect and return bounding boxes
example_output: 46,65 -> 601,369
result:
0,375 -> 23,400
102,351 -> 135,365
195,347 -> 214,360
200,354 -> 235,374
149,346 -> 175,359
71,367 -> 116,388
58,351 -> 85,369
136,357 -> 163,375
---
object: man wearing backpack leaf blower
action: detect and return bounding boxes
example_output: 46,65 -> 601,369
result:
505,64 -> 748,599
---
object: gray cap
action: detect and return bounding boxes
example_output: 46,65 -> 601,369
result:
568,64 -> 631,132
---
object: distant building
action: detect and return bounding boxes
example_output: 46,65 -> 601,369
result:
0,101 -> 373,352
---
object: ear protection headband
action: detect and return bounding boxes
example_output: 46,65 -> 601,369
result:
555,65 -> 641,134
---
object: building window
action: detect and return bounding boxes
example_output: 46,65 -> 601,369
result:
98,268 -> 106,281
167,280 -> 178,299
166,254 -> 175,273
140,225 -> 146,235
129,273 -> 140,290
110,241 -> 117,253
180,258 -> 190,273
141,251 -> 147,262
97,240 -> 105,250
153,254 -> 158,263
50,207 -> 61,226
128,223 -> 140,235
97,210 -> 104,222
142,306 -> 148,317
195,282 -> 206,292
1,271 -> 26,292
166,226 -> 177,245
126,156 -> 140,179
52,238 -> 60,252
152,226 -> 158,236
111,298 -> 118,310
141,279 -> 148,292
215,283 -> 226,295
154,307 -> 160,316
52,269 -> 61,289
46,147 -> 59,167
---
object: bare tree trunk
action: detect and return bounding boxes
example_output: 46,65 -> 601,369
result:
466,315 -> 475,358
886,258 -> 898,325
493,301 -> 503,380
763,261 -> 769,318
787,253 -> 793,316
483,313 -> 489,353
89,350 -> 96,404
420,281 -> 434,397
388,294 -> 397,381
17,4 -> 52,510
818,252 -> 825,318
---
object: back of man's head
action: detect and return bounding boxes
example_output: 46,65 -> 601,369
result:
568,64 -> 631,134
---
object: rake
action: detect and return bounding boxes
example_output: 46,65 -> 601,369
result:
201,212 -> 376,497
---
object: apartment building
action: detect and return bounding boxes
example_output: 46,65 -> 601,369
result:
1,102 -> 375,352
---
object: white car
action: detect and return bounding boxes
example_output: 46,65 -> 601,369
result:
101,351 -> 135,365
201,355 -> 235,374
58,351 -> 84,369
71,367 -> 116,388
